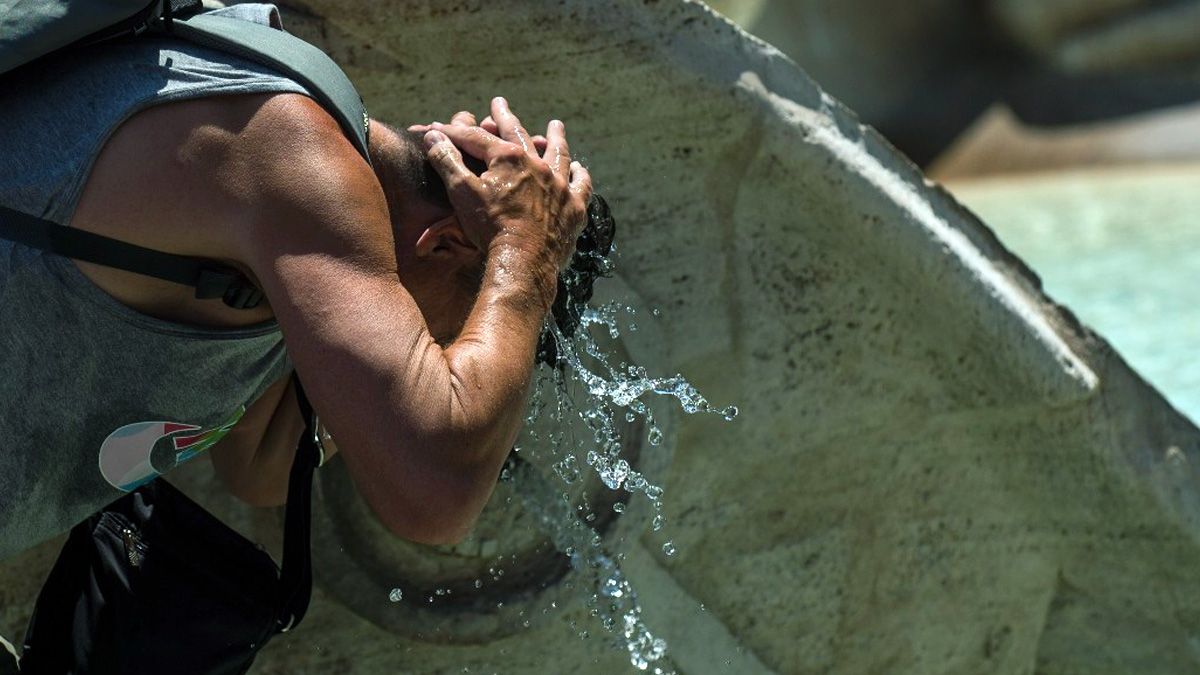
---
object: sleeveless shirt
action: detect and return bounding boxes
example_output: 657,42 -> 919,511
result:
0,4 -> 310,560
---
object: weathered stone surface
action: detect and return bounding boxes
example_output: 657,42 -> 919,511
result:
5,1 -> 1200,674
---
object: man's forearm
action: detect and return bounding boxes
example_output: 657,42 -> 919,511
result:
440,239 -> 557,465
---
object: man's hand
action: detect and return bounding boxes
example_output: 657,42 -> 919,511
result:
410,98 -> 591,309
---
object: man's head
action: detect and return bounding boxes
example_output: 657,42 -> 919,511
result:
368,121 -> 485,344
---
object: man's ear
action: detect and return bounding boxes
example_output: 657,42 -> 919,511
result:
414,216 -> 478,260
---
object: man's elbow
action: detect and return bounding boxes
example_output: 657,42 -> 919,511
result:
375,500 -> 482,547
365,463 -> 498,547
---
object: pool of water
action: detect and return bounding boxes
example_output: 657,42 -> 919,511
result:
948,163 -> 1200,422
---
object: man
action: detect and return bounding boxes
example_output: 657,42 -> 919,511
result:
0,2 -> 589,563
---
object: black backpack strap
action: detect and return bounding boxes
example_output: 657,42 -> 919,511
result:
276,372 -> 321,632
172,13 -> 372,164
0,204 -> 264,309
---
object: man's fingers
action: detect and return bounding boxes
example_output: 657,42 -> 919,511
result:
449,111 -> 476,127
429,122 -> 511,163
480,116 -> 499,135
569,161 -> 593,205
490,97 -> 537,157
543,119 -> 571,176
423,130 -> 476,194
532,135 -> 548,154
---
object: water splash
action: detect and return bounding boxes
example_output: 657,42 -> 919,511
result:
512,281 -> 736,673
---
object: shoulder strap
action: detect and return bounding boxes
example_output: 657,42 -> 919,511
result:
0,204 -> 264,309
172,13 -> 372,164
276,373 -> 321,632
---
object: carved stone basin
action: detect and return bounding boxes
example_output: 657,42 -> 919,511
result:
4,2 -> 1200,674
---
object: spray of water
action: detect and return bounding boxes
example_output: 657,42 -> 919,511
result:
509,284 -> 736,673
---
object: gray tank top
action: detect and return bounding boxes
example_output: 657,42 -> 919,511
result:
0,4 -> 310,559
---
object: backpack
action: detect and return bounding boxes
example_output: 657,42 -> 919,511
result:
1,0 -> 195,76
0,0 -> 371,309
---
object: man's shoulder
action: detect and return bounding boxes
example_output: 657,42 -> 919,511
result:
235,93 -> 372,197
152,90 -> 389,284
232,93 -> 387,243
68,91 -> 383,325
74,91 -> 364,247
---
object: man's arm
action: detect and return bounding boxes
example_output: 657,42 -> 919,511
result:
208,375 -> 297,506
234,95 -> 589,545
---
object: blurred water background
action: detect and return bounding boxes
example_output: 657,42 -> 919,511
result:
948,163 -> 1200,423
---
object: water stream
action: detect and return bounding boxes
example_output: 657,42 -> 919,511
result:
511,291 -> 737,673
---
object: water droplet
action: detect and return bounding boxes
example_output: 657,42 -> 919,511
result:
599,458 -> 631,489
662,542 -> 676,556
652,514 -> 666,531
613,502 -> 626,513
389,588 -> 403,602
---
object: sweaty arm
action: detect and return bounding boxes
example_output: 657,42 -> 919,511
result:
238,95 -> 590,545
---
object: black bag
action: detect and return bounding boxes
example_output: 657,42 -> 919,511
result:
19,378 -> 321,675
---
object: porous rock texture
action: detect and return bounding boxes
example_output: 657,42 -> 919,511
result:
4,1 -> 1200,674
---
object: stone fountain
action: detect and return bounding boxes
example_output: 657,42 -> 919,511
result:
4,1 -> 1200,673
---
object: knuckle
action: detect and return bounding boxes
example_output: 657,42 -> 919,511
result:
495,144 -> 524,162
532,161 -> 554,181
431,143 -> 457,164
441,169 -> 466,190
